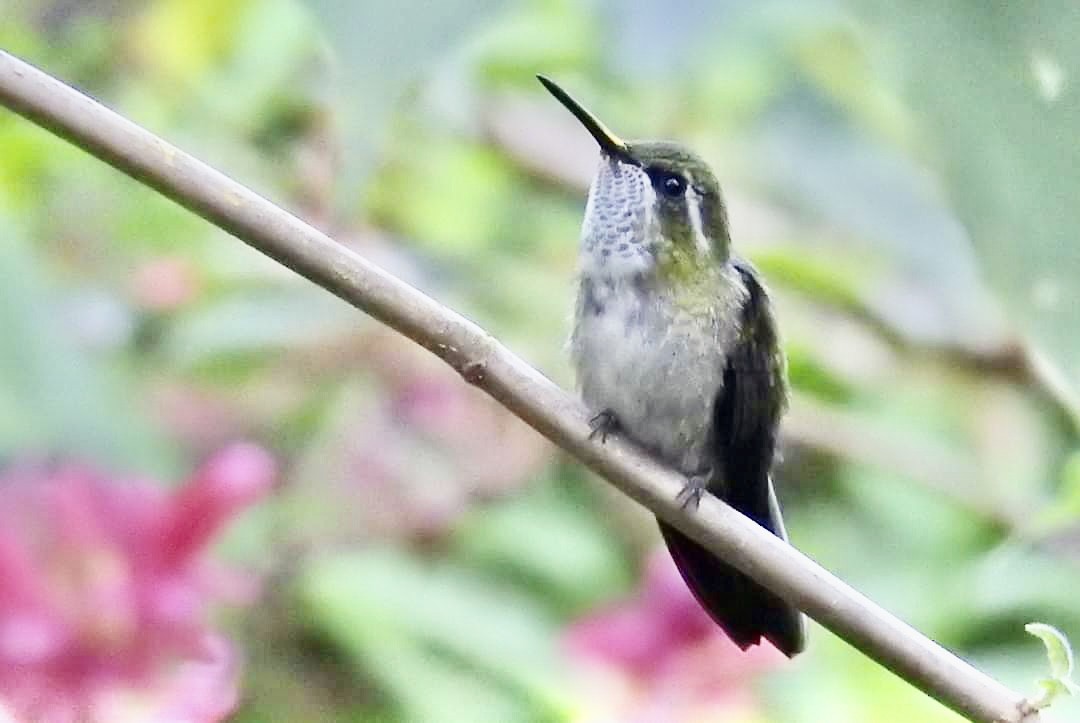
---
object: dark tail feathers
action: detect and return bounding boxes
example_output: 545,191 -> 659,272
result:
658,480 -> 805,657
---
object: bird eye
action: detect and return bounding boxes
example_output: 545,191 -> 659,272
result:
652,170 -> 687,198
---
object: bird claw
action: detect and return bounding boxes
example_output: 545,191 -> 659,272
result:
676,471 -> 711,510
588,409 -> 619,443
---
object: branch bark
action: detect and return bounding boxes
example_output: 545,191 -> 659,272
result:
0,50 -> 1037,723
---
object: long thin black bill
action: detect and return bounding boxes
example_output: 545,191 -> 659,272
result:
537,75 -> 634,163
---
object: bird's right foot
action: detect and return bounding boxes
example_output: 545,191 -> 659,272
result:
676,470 -> 712,510
588,409 -> 620,443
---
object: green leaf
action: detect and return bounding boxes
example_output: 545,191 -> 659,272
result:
845,1 -> 1080,403
453,480 -> 632,613
0,221 -> 176,476
766,624 -> 961,723
1027,623 -> 1077,682
1026,622 -> 1080,708
300,548 -> 571,721
304,0 -> 514,198
163,285 -> 357,369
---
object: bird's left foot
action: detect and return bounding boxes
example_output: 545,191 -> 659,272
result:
588,409 -> 620,443
676,470 -> 712,510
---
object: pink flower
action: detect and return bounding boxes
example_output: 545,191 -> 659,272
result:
564,551 -> 784,722
0,443 -> 275,723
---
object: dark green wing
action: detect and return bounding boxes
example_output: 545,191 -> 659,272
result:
714,258 -> 786,515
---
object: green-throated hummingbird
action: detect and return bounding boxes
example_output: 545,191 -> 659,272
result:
538,76 -> 805,657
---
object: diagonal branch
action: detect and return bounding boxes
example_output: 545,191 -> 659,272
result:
0,50 -> 1037,723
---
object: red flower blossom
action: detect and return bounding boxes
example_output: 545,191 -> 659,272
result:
564,551 -> 784,722
0,443 -> 275,723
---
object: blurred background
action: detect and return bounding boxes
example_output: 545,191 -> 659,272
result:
3,1 -> 1080,721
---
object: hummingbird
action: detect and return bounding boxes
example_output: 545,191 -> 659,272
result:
538,76 -> 805,657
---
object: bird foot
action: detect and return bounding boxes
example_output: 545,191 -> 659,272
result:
676,470 -> 712,510
588,409 -> 620,443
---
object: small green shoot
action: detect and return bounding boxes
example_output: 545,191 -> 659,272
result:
1025,622 -> 1080,710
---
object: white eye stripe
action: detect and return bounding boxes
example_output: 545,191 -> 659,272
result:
684,174 -> 711,256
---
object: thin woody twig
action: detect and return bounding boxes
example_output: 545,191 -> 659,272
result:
0,51 -> 1037,723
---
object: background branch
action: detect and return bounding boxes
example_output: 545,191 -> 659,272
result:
0,50 -> 1037,723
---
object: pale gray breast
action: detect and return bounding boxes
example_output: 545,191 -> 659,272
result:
572,271 -> 746,474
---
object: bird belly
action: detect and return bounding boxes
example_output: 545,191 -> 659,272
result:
572,284 -> 724,474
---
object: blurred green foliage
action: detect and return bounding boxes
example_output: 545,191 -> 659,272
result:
4,0 -> 1080,721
